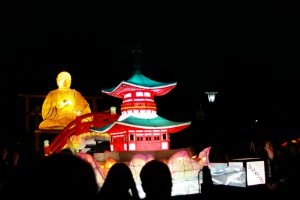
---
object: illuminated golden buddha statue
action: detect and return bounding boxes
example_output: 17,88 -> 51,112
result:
39,71 -> 91,130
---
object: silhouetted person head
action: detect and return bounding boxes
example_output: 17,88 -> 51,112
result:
22,153 -> 98,199
140,160 -> 172,200
201,166 -> 213,195
99,162 -> 140,200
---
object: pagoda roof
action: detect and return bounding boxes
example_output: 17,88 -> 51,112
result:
90,115 -> 191,134
102,70 -> 177,98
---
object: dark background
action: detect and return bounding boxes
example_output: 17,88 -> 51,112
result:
1,2 -> 300,153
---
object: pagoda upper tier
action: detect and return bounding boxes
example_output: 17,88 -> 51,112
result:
102,70 -> 177,120
102,70 -> 177,98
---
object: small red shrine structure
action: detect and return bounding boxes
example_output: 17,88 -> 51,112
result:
91,67 -> 191,152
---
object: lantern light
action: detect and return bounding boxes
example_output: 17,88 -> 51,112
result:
110,106 -> 117,114
205,92 -> 218,103
44,140 -> 49,147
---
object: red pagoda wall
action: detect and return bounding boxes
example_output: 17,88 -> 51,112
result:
110,131 -> 170,151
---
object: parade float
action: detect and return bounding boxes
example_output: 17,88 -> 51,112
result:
37,50 -> 263,197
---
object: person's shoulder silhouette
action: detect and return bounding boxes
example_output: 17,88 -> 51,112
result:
140,160 -> 172,200
21,153 -> 99,199
99,162 -> 140,200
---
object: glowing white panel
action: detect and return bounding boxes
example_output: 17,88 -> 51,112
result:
129,143 -> 136,151
124,93 -> 132,98
246,161 -> 265,186
162,142 -> 168,150
118,112 -> 158,121
110,145 -> 114,151
136,92 -> 143,96
124,144 -> 127,151
229,158 -> 265,187
144,92 -> 151,97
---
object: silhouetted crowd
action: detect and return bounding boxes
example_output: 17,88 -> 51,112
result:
1,139 -> 300,200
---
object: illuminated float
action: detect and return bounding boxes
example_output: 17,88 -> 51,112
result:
90,67 -> 191,152
86,52 -> 251,196
86,51 -> 207,196
41,52 -> 204,196
39,54 -> 250,197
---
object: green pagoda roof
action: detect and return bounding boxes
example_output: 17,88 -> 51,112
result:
102,70 -> 177,98
90,115 -> 191,133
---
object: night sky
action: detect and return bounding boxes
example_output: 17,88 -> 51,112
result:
1,3 -> 300,149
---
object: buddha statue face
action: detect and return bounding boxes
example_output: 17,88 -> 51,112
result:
57,71 -> 72,90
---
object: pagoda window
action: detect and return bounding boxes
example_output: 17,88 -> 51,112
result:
124,93 -> 132,98
129,134 -> 134,141
162,142 -> 168,150
144,92 -> 151,97
129,143 -> 136,151
162,134 -> 167,140
154,136 -> 160,140
146,136 -> 151,141
136,92 -> 144,97
137,136 -> 143,141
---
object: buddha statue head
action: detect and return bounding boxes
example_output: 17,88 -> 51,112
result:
57,71 -> 72,90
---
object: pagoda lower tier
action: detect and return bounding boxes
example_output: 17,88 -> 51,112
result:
90,116 -> 191,151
